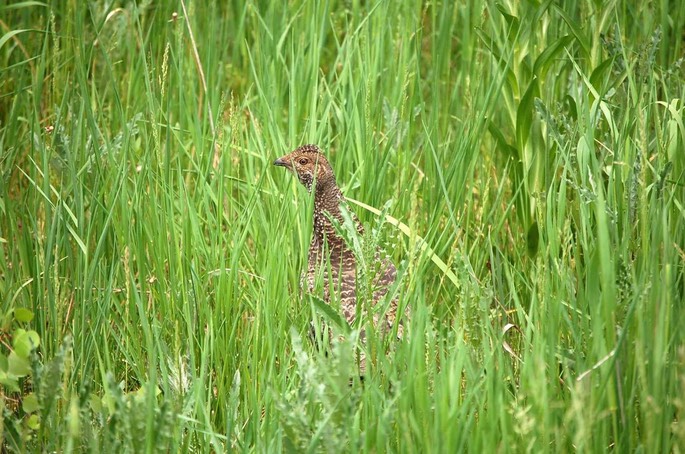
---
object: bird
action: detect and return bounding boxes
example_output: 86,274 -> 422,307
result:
274,144 -> 407,373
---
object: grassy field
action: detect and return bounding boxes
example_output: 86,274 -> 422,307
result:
2,0 -> 684,451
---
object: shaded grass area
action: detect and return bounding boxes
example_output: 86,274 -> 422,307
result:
1,0 -> 684,451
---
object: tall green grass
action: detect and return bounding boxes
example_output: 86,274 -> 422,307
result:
1,0 -> 684,451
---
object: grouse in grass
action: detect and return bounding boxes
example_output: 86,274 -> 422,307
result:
274,144 -> 407,368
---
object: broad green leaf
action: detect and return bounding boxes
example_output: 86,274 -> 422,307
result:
27,414 -> 41,430
476,28 -> 520,96
552,6 -> 590,58
495,3 -> 520,37
8,351 -> 31,376
0,29 -> 29,52
68,399 -> 80,436
13,330 -> 40,357
14,308 -> 34,323
488,121 -> 519,159
12,328 -> 26,350
667,119 -> 679,161
516,77 -> 539,152
89,394 -> 103,413
589,58 -> 616,100
133,383 -> 162,402
22,393 -> 40,413
308,294 -> 351,334
0,372 -> 20,392
533,35 -> 573,79
531,0 -> 554,25
563,95 -> 578,121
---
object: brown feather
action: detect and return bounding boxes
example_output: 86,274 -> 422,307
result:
275,144 -> 408,372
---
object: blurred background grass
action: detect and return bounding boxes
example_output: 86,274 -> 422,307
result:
1,0 -> 684,451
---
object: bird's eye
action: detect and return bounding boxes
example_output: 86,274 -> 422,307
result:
298,158 -> 308,165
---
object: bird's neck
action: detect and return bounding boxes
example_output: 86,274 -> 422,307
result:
314,180 -> 344,221
312,180 -> 363,246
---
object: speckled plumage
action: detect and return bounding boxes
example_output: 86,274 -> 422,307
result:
274,144 -> 406,370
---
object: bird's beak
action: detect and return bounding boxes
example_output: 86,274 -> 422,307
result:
273,157 -> 291,168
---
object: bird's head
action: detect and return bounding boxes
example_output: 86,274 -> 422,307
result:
273,144 -> 335,191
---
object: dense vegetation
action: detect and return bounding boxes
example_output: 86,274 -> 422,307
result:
1,0 -> 684,451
